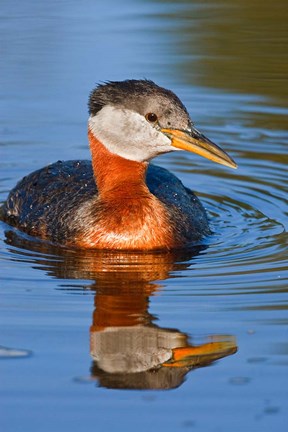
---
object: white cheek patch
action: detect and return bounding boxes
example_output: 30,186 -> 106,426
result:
89,105 -> 172,162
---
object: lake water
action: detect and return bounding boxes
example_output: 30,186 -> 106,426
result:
0,0 -> 287,431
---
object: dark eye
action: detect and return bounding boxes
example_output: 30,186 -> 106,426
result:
145,112 -> 158,123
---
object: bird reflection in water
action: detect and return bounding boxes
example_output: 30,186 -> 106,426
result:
4,230 -> 237,390
90,286 -> 236,390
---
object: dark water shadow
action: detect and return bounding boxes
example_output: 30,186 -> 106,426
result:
3,227 -> 237,390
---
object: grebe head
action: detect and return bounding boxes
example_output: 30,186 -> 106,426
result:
88,79 -> 237,168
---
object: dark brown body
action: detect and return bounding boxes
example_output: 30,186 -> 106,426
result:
1,134 -> 210,250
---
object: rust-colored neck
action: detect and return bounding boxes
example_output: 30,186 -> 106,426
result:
84,129 -> 176,250
88,129 -> 149,199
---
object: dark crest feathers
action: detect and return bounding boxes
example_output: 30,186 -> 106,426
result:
88,79 -> 187,116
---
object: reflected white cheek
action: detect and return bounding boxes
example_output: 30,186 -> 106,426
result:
89,106 -> 173,162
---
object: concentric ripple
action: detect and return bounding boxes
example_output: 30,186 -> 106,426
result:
167,139 -> 287,296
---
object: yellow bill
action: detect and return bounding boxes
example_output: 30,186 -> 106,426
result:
162,127 -> 237,169
162,336 -> 237,368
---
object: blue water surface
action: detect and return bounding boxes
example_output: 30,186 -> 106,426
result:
1,1 -> 287,431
